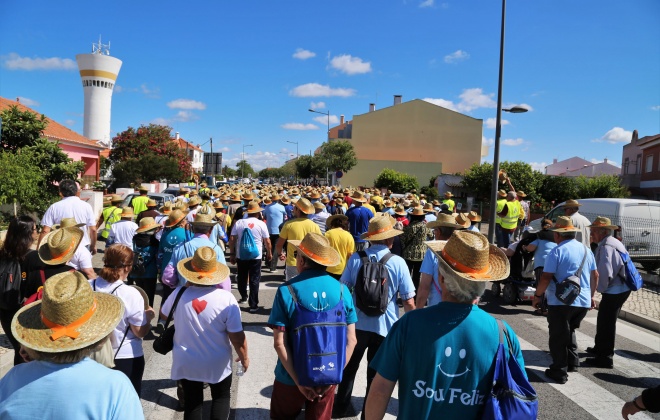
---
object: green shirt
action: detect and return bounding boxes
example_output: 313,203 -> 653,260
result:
131,195 -> 149,216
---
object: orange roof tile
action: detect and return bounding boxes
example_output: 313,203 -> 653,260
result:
175,137 -> 203,151
0,97 -> 106,151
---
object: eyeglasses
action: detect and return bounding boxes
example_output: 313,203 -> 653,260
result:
293,251 -> 298,258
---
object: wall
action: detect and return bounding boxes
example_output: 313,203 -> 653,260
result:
340,160 -> 441,189
640,143 -> 660,182
545,157 -> 592,175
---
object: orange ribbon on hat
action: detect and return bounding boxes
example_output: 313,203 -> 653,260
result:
41,298 -> 97,340
298,244 -> 333,265
364,226 -> 392,238
441,249 -> 491,279
50,237 -> 77,261
191,261 -> 218,279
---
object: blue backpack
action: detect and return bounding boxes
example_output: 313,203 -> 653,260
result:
287,283 -> 347,387
610,247 -> 643,291
239,227 -> 259,260
483,319 -> 538,420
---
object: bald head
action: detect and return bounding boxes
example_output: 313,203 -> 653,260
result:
507,191 -> 517,201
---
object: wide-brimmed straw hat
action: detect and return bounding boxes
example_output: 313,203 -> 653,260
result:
192,210 -> 217,227
246,201 -> 263,214
444,192 -> 453,198
410,206 -> 425,216
467,211 -> 482,222
136,217 -> 160,233
38,227 -> 84,265
427,213 -> 465,230
561,199 -> 582,208
188,197 -> 201,207
497,190 -> 507,198
280,195 -> 291,204
360,213 -> 402,241
516,191 -> 527,198
54,217 -> 85,229
11,271 -> 124,352
394,204 -> 407,216
588,216 -> 617,230
165,209 -> 187,227
550,216 -> 579,232
422,203 -> 436,213
196,203 -> 216,219
138,185 -> 149,192
229,193 -> 242,202
454,213 -> 471,228
262,196 -> 272,205
120,207 -> 134,219
212,200 -> 224,209
177,247 -> 229,286
145,199 -> 156,208
350,191 -> 368,203
425,230 -> 509,282
242,192 -> 254,201
160,201 -> 173,214
295,198 -> 315,215
326,214 -> 348,229
131,285 -> 149,310
109,194 -> 123,204
313,201 -> 325,211
288,233 -> 340,267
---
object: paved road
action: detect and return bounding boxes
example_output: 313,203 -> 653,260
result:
1,239 -> 659,419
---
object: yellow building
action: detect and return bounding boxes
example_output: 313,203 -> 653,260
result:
335,97 -> 484,187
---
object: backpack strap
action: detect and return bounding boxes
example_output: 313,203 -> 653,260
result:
496,319 -> 514,359
378,252 -> 394,265
358,250 -> 369,265
287,284 -> 299,304
109,283 -> 129,359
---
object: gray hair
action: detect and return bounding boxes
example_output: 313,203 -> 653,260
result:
558,231 -> 577,240
441,270 -> 486,303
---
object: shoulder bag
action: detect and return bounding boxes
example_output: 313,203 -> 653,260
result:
552,245 -> 588,305
153,287 -> 187,355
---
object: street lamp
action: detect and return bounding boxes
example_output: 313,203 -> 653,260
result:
487,0 -> 530,244
308,108 -> 330,139
287,141 -> 299,183
242,144 -> 252,179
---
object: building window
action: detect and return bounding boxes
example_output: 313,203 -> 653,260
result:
646,155 -> 653,173
624,158 -> 629,174
636,154 -> 642,174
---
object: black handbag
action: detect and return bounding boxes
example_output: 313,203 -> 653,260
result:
153,287 -> 186,355
553,245 -> 588,305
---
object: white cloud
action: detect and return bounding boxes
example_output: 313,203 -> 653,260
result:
311,101 -> 326,109
17,96 -> 39,107
114,85 -> 125,93
423,97 -> 458,111
484,118 -> 510,129
150,117 -> 170,126
281,122 -> 319,130
529,162 -> 548,172
313,115 -> 340,125
289,83 -> 356,98
140,84 -> 160,99
224,151 -> 284,171
2,52 -> 76,71
652,105 -> 660,111
444,50 -> 470,64
591,158 -> 620,167
482,136 -> 494,147
293,48 -> 316,60
419,0 -> 434,7
592,127 -> 633,144
329,54 -> 372,75
64,119 -> 75,127
218,147 -> 231,153
502,138 -> 524,146
423,88 -> 500,113
167,99 -> 206,110
173,111 -> 198,122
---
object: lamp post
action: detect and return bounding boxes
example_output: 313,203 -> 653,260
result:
487,0 -> 530,244
242,144 -> 252,179
287,141 -> 299,183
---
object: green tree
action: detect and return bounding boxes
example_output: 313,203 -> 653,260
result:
222,165 -> 237,178
0,105 -> 48,151
318,140 -> 357,172
0,150 -> 44,215
374,168 -> 419,193
540,176 -> 579,204
575,175 -> 630,199
235,160 -> 255,178
461,161 -> 543,203
295,155 -> 314,180
110,124 -> 191,185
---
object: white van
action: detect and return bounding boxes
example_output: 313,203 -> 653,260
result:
529,198 -> 660,271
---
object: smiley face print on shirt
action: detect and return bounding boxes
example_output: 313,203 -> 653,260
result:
437,346 -> 470,378
307,290 -> 330,311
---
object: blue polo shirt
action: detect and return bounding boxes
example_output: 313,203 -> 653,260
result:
264,202 -> 287,235
268,269 -> 357,386
346,206 -> 374,244
340,245 -> 415,337
543,239 -> 596,308
419,247 -> 442,306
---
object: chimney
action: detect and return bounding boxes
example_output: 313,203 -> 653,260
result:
175,132 -> 180,140
16,97 -> 20,103
369,103 -> 376,112
393,95 -> 402,106
553,158 -> 558,164
340,115 -> 345,125
604,158 -> 608,164
632,129 -> 638,144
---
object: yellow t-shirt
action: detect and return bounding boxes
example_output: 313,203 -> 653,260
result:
363,203 -> 377,214
325,228 -> 355,275
279,218 -> 321,266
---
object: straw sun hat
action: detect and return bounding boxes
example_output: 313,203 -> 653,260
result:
394,204 -> 407,217
54,217 -> 85,229
11,271 -> 124,353
467,211 -> 482,222
360,213 -> 402,241
39,226 -> 84,265
177,246 -> 230,286
135,217 -> 160,233
561,199 -> 582,208
295,198 -> 315,215
425,230 -> 509,282
246,201 -> 263,214
288,233 -> 340,267
427,213 -> 466,230
165,209 -> 187,227
120,207 -> 134,219
350,191 -> 367,203
550,216 -> 579,232
588,216 -> 617,230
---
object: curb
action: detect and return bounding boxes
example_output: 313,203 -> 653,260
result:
594,299 -> 660,334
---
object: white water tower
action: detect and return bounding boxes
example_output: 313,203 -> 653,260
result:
76,38 -> 122,147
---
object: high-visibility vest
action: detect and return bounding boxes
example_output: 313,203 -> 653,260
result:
517,201 -> 525,221
101,206 -> 122,239
495,199 -> 506,225
132,195 -> 149,216
501,201 -> 520,230
442,199 -> 455,212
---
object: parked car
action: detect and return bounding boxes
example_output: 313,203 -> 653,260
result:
162,187 -> 182,196
529,198 -> 660,271
121,193 -> 176,210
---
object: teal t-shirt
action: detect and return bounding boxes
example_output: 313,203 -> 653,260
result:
268,269 -> 358,386
370,303 -> 525,419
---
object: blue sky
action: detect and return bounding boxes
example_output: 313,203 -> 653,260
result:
1,0 -> 658,173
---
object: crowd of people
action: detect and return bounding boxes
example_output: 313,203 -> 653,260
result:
0,179 -> 657,419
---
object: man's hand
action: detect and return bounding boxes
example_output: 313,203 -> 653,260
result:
297,385 -> 318,401
279,253 -> 286,261
532,296 -> 541,309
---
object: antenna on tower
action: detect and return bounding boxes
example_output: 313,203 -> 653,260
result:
92,35 -> 111,55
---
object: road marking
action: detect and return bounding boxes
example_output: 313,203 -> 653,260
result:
517,335 -> 654,420
526,318 -> 660,389
583,317 -> 660,350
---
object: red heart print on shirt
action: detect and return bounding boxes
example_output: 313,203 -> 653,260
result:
248,223 -> 254,229
192,298 -> 207,314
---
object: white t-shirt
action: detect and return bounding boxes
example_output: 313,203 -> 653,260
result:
67,246 -> 93,270
161,286 -> 243,383
186,207 -> 199,224
108,220 -> 138,247
41,196 -> 96,248
90,277 -> 147,359
155,214 -> 169,241
231,217 -> 269,260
